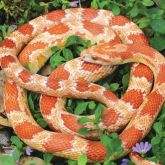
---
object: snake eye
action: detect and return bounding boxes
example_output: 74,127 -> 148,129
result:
92,56 -> 98,61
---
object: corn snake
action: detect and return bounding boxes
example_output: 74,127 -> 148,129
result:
0,8 -> 163,164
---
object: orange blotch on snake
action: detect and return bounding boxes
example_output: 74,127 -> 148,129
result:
87,141 -> 106,161
156,64 -> 165,84
48,23 -> 69,35
119,127 -> 143,150
89,85 -> 101,92
82,8 -> 99,21
15,121 -> 43,139
122,89 -> 143,109
83,20 -> 104,36
76,81 -> 90,92
128,33 -> 149,45
128,44 -> 155,58
46,78 -> 60,90
19,42 -> 48,66
61,114 -> 82,133
43,134 -> 73,152
0,38 -> 16,48
82,61 -> 101,72
40,95 -> 57,115
102,109 -> 119,127
132,64 -> 153,82
46,10 -> 65,22
19,70 -> 33,83
49,65 -> 70,81
110,16 -> 131,26
1,55 -> 16,68
18,23 -> 34,36
140,91 -> 163,117
103,90 -> 118,101
4,82 -> 20,113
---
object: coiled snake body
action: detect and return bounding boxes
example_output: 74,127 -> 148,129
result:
0,8 -> 164,164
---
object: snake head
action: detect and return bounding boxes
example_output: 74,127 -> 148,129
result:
81,43 -> 128,65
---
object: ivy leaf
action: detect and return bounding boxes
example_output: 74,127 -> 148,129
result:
12,148 -> 22,161
150,19 -> 165,34
94,108 -> 103,124
150,35 -> 165,51
78,117 -> 93,125
0,155 -> 16,165
160,0 -> 165,9
65,35 -> 84,47
151,135 -> 161,145
88,101 -> 96,110
50,51 -> 65,68
142,0 -> 154,6
28,93 -> 35,111
37,118 -> 48,128
0,37 -> 2,42
77,154 -> 87,165
91,0 -> 98,9
122,73 -> 130,91
100,133 -> 124,160
24,63 -> 31,71
51,46 -> 60,53
111,4 -> 120,15
43,153 -> 54,165
11,136 -> 23,149
137,17 -> 150,28
109,83 -> 119,92
67,160 -> 77,165
153,122 -> 163,135
78,128 -> 90,135
62,48 -> 73,61
74,102 -> 89,115
129,6 -> 139,17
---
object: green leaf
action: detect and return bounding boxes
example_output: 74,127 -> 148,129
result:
12,148 -> 22,161
88,101 -> 96,110
137,17 -> 150,28
43,153 -> 54,165
0,155 -> 16,165
77,154 -> 87,165
151,136 -> 161,145
74,102 -> 89,115
65,35 -> 84,47
24,63 -> 31,71
78,128 -> 90,135
51,46 -> 60,53
94,108 -> 103,124
129,6 -> 139,17
160,0 -> 165,9
78,117 -> 93,125
100,134 -> 112,156
67,160 -> 77,165
150,19 -> 165,34
100,133 -> 124,159
122,73 -> 130,90
91,0 -> 98,9
37,118 -> 47,128
11,136 -> 23,149
50,51 -> 65,68
109,83 -> 119,92
153,122 -> 163,135
111,4 -> 120,15
62,48 -> 74,61
28,94 -> 35,111
142,0 -> 154,6
150,35 -> 165,51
